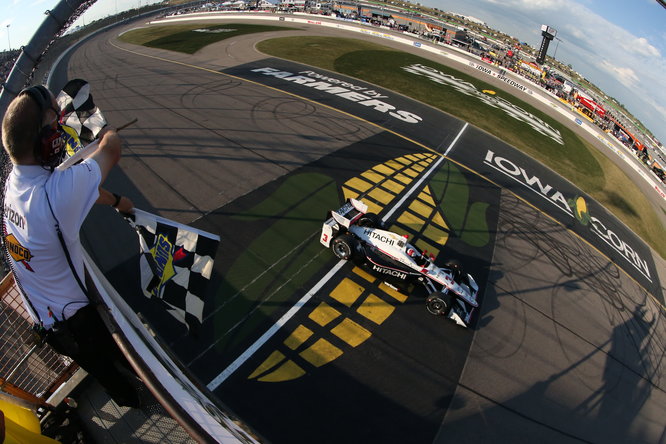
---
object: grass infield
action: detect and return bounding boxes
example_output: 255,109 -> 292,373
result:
120,27 -> 665,258
118,23 -> 297,54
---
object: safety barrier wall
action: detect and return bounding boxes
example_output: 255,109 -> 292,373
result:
83,253 -> 258,443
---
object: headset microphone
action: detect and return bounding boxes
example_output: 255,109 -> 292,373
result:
19,85 -> 66,171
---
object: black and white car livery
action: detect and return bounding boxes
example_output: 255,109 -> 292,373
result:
321,198 -> 480,327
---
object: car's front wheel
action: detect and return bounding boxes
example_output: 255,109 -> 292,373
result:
426,291 -> 453,316
331,234 -> 357,260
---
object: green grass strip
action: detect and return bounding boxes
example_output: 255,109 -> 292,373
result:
119,23 -> 297,54
213,173 -> 340,352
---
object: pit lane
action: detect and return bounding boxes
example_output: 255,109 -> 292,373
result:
51,15 -> 666,444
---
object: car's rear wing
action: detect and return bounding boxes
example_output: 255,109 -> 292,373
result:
321,198 -> 368,248
329,198 -> 368,228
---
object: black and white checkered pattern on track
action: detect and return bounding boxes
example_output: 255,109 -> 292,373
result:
53,16 -> 666,444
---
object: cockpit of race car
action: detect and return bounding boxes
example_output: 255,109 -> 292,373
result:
321,198 -> 480,328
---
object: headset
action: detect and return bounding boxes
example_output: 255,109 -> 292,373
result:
19,85 -> 65,171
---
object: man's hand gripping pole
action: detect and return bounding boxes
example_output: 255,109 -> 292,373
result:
55,118 -> 138,171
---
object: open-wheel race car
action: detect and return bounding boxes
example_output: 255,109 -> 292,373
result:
320,198 -> 480,327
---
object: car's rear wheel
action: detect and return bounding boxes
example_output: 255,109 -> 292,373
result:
426,291 -> 453,316
358,213 -> 381,228
331,234 -> 357,260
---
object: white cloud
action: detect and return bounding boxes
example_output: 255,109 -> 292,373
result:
622,37 -> 661,58
486,0 -> 567,8
598,60 -> 640,87
563,24 -> 586,41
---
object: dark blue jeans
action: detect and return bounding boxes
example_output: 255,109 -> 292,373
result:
46,303 -> 141,408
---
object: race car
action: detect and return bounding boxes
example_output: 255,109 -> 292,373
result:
320,198 -> 480,327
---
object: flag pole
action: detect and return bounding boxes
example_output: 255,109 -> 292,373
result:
55,118 -> 138,171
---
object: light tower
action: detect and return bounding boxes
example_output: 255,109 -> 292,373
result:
536,24 -> 557,65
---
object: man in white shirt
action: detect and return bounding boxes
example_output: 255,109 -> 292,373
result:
2,85 -> 142,408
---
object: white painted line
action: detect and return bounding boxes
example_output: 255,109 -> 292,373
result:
207,122 -> 468,390
384,122 -> 468,222
444,122 -> 468,157
207,261 -> 345,390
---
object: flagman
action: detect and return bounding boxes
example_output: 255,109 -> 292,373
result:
56,80 -> 134,214
2,85 -> 144,408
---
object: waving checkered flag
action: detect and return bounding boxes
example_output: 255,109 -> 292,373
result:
125,209 -> 220,332
57,78 -> 107,144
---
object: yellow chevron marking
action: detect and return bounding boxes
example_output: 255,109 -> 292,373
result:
249,350 -> 286,379
361,170 -> 384,183
331,318 -> 371,347
418,187 -> 436,204
385,160 -> 404,170
432,211 -> 449,230
342,187 -> 360,201
412,163 -> 425,173
423,225 -> 449,245
408,199 -> 433,218
367,187 -> 395,205
257,360 -> 305,382
394,173 -> 413,184
394,156 -> 411,166
345,177 -> 372,193
397,210 -> 424,230
382,179 -> 405,195
379,282 -> 408,303
309,302 -> 341,327
330,278 -> 365,307
284,325 -> 314,351
405,154 -> 421,162
300,339 -> 343,367
403,168 -> 420,178
373,164 -> 396,175
353,266 -> 377,283
357,294 -> 395,324
364,200 -> 383,215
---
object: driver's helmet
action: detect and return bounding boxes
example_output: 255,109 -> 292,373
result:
407,247 -> 428,267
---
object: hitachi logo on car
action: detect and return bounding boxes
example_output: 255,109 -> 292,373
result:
372,265 -> 407,280
363,229 -> 395,246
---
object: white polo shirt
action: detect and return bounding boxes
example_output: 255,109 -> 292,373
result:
3,159 -> 101,328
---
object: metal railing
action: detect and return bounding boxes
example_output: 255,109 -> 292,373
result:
0,273 -> 77,407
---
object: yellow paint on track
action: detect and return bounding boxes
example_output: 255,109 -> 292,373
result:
330,278 -> 365,307
299,339 -> 343,367
357,294 -> 395,324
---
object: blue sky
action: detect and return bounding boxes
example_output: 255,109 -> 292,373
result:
1,0 -> 665,144
424,0 -> 666,145
0,0 -> 163,51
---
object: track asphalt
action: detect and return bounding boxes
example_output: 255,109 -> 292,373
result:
50,15 -> 666,443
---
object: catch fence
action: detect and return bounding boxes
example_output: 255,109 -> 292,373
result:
0,273 -> 77,407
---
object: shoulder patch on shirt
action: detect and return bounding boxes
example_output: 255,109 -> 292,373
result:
5,233 -> 34,272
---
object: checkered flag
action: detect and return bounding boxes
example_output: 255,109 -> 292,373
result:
57,78 -> 107,144
125,209 -> 220,332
